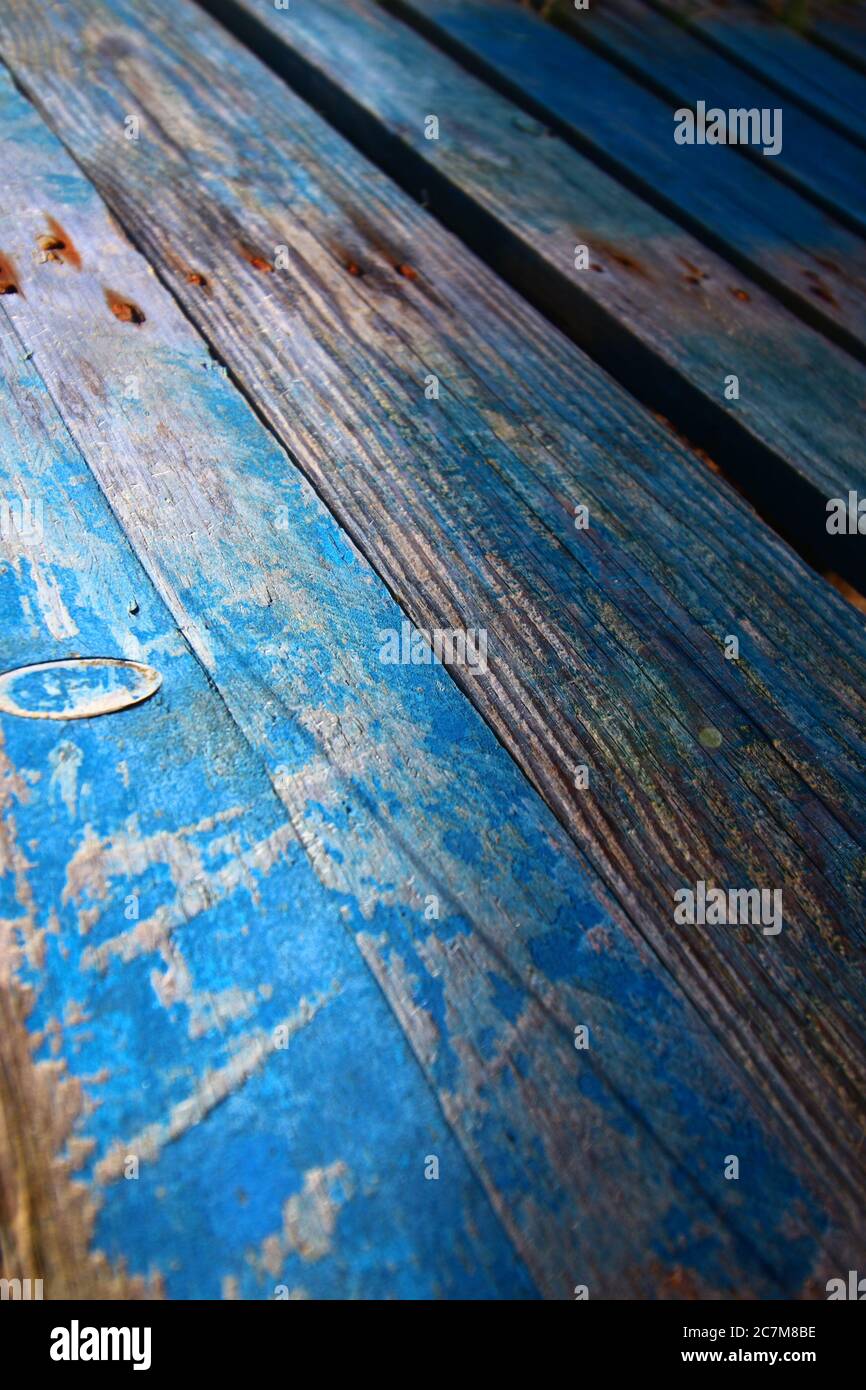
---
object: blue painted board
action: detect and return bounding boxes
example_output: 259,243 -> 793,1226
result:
386,0 -> 866,360
554,0 -> 866,239
654,0 -> 866,151
0,315 -> 542,1300
797,1 -> 866,76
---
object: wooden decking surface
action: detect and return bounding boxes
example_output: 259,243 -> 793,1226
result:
0,0 -> 864,1299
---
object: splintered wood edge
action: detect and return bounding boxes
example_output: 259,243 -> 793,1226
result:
0,981 -> 164,1299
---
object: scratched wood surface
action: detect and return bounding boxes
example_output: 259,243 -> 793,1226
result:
545,0 -> 866,237
378,0 -> 866,361
196,0 -> 866,580
654,0 -> 866,150
5,66 -> 856,1301
0,0 -> 864,1298
0,319 -> 546,1301
1,0 -> 866,1289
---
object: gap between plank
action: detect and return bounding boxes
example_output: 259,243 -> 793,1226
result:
197,0 -> 866,593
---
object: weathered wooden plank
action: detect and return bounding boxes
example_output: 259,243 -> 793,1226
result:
2,75 -> 845,1300
543,0 -> 866,238
654,0 -> 866,151
378,0 -> 866,361
0,328 -> 543,1301
798,0 -> 866,76
2,1 -> 866,1284
22,8 -> 866,911
195,0 -> 866,579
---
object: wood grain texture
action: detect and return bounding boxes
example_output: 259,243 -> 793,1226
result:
798,0 -> 866,76
381,0 -> 866,361
2,0 -> 865,1287
653,0 -> 866,151
0,313 -> 543,1301
3,76 -> 847,1300
0,984 -> 163,1299
547,0 -> 866,238
201,0 -> 866,578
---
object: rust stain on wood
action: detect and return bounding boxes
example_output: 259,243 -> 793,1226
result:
37,215 -> 82,269
589,238 -> 652,278
0,251 -> 21,295
340,204 -> 450,306
164,246 -> 212,292
236,242 -> 273,273
677,255 -> 709,287
803,271 -> 840,308
104,288 -> 146,323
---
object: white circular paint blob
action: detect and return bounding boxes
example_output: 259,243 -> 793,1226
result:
0,658 -> 162,720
